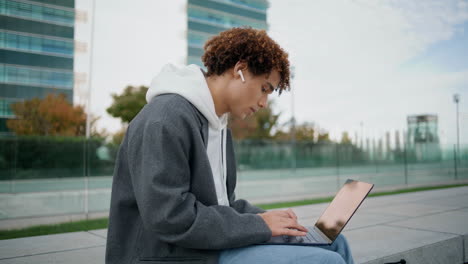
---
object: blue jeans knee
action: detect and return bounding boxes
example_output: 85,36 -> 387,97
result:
296,249 -> 346,264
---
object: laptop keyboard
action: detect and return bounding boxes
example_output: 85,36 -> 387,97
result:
282,228 -> 323,244
304,229 -> 322,243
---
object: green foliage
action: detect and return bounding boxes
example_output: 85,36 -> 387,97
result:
317,132 -> 331,143
229,100 -> 280,140
294,122 -> 316,141
107,85 -> 148,123
341,131 -> 352,144
7,93 -> 88,136
0,136 -> 115,180
111,127 -> 127,146
251,104 -> 280,139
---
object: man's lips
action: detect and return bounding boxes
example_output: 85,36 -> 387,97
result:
250,107 -> 257,114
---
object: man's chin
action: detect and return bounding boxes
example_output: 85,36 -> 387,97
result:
234,113 -> 248,120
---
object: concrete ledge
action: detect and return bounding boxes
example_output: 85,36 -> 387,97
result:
363,235 -> 464,264
344,226 -> 464,264
0,231 -> 105,260
0,245 -> 105,264
0,186 -> 467,264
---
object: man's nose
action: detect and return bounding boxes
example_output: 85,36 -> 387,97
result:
258,96 -> 268,108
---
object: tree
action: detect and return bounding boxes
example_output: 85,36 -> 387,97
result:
229,100 -> 280,140
317,132 -> 331,143
295,122 -> 316,142
341,131 -> 352,144
7,93 -> 88,136
229,114 -> 257,140
111,126 -> 127,145
107,85 -> 148,123
274,122 -> 332,143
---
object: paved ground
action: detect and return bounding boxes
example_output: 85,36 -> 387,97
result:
1,186 -> 467,263
1,164 -> 467,224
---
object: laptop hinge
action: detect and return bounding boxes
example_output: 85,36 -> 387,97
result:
314,226 -> 333,244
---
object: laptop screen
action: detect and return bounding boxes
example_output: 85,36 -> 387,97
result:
315,179 -> 374,241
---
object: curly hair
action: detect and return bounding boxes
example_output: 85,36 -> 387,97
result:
201,27 -> 290,93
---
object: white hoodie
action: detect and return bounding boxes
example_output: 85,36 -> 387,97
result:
146,63 -> 230,206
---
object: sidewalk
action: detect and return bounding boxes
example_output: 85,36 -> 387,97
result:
0,186 -> 467,264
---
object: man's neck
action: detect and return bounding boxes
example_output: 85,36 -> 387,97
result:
205,75 -> 229,117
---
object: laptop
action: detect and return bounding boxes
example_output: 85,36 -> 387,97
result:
262,179 -> 374,246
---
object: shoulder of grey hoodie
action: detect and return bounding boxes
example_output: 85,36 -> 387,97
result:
130,93 -> 206,135
126,92 -> 267,216
126,94 -> 265,218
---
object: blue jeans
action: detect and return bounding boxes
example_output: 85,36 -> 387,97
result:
219,234 -> 354,264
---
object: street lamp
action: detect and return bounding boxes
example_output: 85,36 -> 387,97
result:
453,94 -> 460,161
85,0 -> 96,139
360,121 -> 364,149
290,66 -> 296,172
84,0 -> 97,220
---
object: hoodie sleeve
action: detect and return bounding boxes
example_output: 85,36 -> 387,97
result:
229,191 -> 266,214
127,120 -> 271,250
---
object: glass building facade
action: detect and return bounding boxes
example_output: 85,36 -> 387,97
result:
187,0 -> 269,67
0,0 -> 75,133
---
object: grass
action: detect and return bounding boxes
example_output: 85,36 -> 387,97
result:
1,183 -> 467,240
0,218 -> 108,240
257,183 -> 468,210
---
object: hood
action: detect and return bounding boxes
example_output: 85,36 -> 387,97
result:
146,63 -> 227,130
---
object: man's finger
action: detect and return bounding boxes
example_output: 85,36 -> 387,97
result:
294,222 -> 308,232
287,208 -> 297,220
283,219 -> 308,233
283,228 -> 307,237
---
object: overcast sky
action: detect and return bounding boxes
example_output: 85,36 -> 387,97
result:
74,0 -> 468,146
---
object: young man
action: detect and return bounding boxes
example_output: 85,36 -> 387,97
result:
106,28 -> 354,264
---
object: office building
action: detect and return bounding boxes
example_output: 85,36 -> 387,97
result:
187,0 -> 269,67
0,0 -> 75,133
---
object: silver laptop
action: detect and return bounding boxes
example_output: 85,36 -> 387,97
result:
262,179 -> 374,246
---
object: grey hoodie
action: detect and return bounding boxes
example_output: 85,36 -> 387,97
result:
146,64 -> 230,206
105,64 -> 271,264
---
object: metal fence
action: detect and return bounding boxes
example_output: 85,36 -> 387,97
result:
0,136 -> 467,224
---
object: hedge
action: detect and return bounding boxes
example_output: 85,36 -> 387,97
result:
0,136 -> 119,180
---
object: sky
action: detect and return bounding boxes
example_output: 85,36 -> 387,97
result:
74,0 -> 468,147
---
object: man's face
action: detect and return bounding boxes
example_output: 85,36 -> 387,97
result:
228,69 -> 281,119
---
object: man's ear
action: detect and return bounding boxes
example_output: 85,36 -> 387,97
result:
238,70 -> 245,82
233,61 -> 248,80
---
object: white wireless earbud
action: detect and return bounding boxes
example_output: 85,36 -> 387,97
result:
238,70 -> 245,83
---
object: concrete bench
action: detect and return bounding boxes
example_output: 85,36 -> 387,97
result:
1,187 -> 467,263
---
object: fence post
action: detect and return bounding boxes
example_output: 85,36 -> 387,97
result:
11,136 -> 18,193
454,144 -> 458,181
403,141 -> 408,185
83,137 -> 89,222
291,139 -> 296,174
336,143 -> 340,190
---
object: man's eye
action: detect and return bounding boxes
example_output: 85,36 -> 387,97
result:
261,86 -> 268,93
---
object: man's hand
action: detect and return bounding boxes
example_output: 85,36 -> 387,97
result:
258,209 -> 308,237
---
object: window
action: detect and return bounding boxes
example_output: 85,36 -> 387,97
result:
0,98 -> 21,117
0,0 -> 74,26
0,64 -> 73,89
0,31 -> 73,56
188,6 -> 266,29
